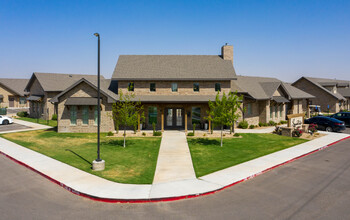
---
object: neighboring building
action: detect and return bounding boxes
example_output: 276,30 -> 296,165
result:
52,45 -> 236,132
292,77 -> 349,113
0,78 -> 29,108
231,76 -> 314,126
50,78 -> 116,133
25,72 -> 103,120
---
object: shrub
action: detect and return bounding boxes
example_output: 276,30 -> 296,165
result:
153,131 -> 162,136
187,132 -> 194,136
233,133 -> 240,137
51,114 -> 57,120
258,122 -> 263,127
268,120 -> 276,126
203,133 -> 206,137
142,132 -> 146,136
273,126 -> 282,135
309,123 -> 318,134
16,111 -> 28,117
249,125 -> 255,129
280,120 -> 287,124
293,128 -> 303,137
152,122 -> 156,135
238,120 -> 249,129
107,131 -> 114,136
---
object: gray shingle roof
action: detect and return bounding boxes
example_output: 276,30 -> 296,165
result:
0,78 -> 29,96
25,72 -> 104,92
112,55 -> 236,80
338,88 -> 350,97
233,76 -> 314,100
50,78 -> 118,103
296,77 -> 347,101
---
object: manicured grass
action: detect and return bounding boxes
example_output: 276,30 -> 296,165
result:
0,130 -> 161,184
17,117 -> 58,127
188,133 -> 308,177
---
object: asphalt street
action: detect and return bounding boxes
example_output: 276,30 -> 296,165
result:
0,123 -> 30,132
0,129 -> 349,220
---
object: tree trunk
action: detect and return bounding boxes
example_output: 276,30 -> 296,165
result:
230,125 -> 232,134
220,125 -> 223,147
232,124 -> 235,134
123,127 -> 126,148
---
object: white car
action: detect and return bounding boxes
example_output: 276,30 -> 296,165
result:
0,116 -> 13,125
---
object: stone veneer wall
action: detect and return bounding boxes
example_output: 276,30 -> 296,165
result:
57,82 -> 114,133
0,85 -> 29,108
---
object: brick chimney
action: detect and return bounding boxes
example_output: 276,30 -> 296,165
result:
221,44 -> 233,63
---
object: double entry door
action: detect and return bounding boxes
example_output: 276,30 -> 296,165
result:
165,108 -> 184,129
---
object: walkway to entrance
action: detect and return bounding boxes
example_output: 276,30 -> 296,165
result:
153,131 -> 196,184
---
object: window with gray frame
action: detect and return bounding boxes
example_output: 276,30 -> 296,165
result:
171,83 -> 178,92
94,106 -> 98,125
275,105 -> 278,118
82,106 -> 89,125
247,103 -> 252,115
128,82 -> 134,91
270,105 -> 273,119
193,83 -> 199,92
215,83 -> 221,92
150,83 -> 156,92
19,97 -> 26,104
192,107 -> 201,125
148,106 -> 157,125
70,106 -> 77,125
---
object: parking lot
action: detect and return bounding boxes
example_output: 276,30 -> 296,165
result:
0,123 -> 31,132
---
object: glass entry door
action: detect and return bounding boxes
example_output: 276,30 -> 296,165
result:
165,108 -> 184,129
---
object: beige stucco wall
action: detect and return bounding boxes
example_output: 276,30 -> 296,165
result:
57,82 -> 115,133
118,81 -> 231,95
0,85 -> 28,108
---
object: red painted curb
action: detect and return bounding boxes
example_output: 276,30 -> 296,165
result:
1,135 -> 349,203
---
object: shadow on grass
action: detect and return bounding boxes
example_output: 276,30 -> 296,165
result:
65,149 -> 92,167
189,138 -> 220,146
103,139 -> 136,147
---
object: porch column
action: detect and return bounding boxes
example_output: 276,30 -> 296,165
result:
161,108 -> 164,132
208,119 -> 211,133
185,111 -> 188,133
306,99 -> 310,118
137,114 -> 140,132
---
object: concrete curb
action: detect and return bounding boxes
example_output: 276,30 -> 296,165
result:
1,135 -> 349,203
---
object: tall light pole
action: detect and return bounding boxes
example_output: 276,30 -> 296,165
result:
92,32 -> 105,171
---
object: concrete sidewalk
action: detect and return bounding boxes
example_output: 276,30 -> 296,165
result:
0,131 -> 349,202
0,119 -> 52,134
153,131 -> 196,183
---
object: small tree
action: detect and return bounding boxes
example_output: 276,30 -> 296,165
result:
112,90 -> 145,147
227,91 -> 244,134
206,92 -> 230,147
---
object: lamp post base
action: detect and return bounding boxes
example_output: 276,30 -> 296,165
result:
92,160 -> 105,171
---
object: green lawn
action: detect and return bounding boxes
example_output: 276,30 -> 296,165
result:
17,117 -> 58,127
188,133 -> 308,177
0,130 -> 161,184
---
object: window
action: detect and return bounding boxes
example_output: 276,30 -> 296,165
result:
148,106 -> 157,125
192,107 -> 201,124
215,83 -> 221,92
193,83 -> 199,92
279,105 -> 283,117
270,105 -> 273,118
70,106 -> 77,125
247,103 -> 252,115
150,83 -> 156,92
0,97 -> 3,103
275,105 -> 278,118
82,106 -> 89,125
94,106 -> 98,125
19,97 -> 26,104
128,82 -> 134,91
171,83 -> 178,92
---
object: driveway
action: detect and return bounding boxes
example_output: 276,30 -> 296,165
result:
1,137 -> 349,219
0,123 -> 30,132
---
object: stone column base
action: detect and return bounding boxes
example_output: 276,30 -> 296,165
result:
92,160 -> 105,171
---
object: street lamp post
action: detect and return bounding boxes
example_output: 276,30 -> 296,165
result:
92,32 -> 105,171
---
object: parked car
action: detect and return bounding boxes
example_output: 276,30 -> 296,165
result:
0,115 -> 13,125
304,116 -> 345,132
329,112 -> 350,127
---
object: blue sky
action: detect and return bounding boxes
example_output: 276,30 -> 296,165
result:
0,0 -> 349,82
